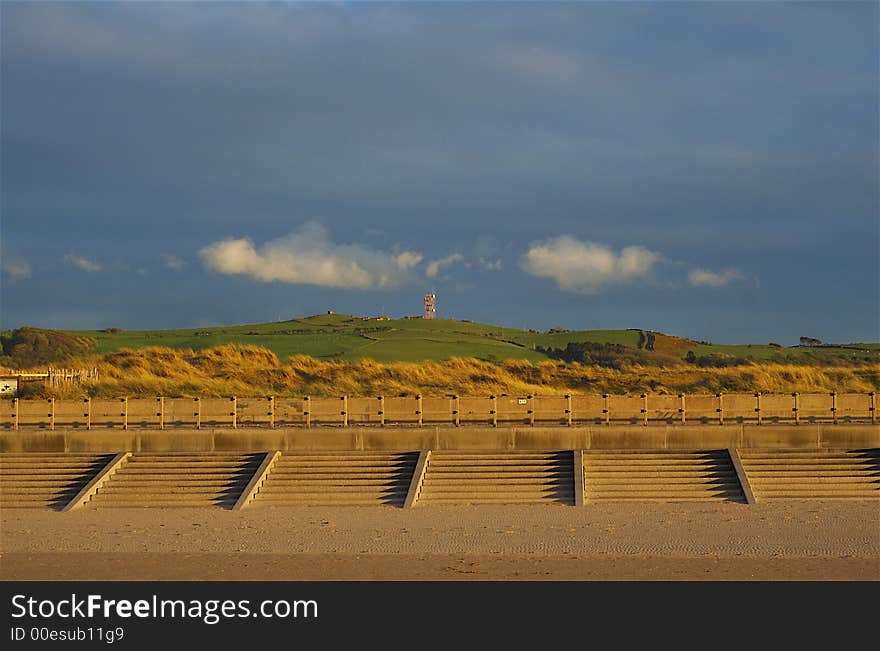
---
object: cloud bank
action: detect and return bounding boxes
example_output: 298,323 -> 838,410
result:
426,253 -> 464,279
160,254 -> 186,271
199,222 -> 422,289
520,236 -> 661,294
1,255 -> 31,279
688,268 -> 742,287
64,254 -> 101,272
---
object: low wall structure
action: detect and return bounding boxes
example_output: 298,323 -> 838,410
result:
1,424 -> 877,452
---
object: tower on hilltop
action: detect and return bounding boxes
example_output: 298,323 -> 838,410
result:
423,292 -> 436,319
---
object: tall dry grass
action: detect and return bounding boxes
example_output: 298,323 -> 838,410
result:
2,344 -> 878,399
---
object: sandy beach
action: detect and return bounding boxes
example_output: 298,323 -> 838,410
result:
2,502 -> 878,581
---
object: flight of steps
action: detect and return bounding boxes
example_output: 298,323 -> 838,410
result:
738,449 -> 880,500
252,452 -> 419,507
87,452 -> 263,508
0,453 -> 114,510
417,451 -> 574,505
583,450 -> 746,503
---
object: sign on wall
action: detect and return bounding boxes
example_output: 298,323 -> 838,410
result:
0,378 -> 19,395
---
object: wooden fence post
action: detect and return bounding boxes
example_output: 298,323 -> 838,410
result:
416,394 -> 423,427
230,396 -> 237,429
452,395 -> 460,427
528,395 -> 535,427
378,396 -> 385,427
565,394 -> 572,427
48,398 -> 55,431
194,397 -> 201,430
12,398 -> 18,431
84,397 -> 91,430
679,393 -> 686,425
157,397 -> 164,430
755,392 -> 762,426
121,397 -> 128,430
341,396 -> 348,427
641,393 -> 648,426
716,392 -> 724,425
870,392 -> 876,425
830,392 -> 837,425
304,396 -> 311,428
602,394 -> 609,426
489,395 -> 497,427
792,392 -> 800,425
268,396 -> 275,429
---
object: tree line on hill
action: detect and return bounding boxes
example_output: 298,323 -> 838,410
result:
0,327 -> 97,368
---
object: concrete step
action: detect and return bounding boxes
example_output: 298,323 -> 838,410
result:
259,485 -> 408,493
586,496 -> 740,502
740,459 -> 879,466
1,479 -> 95,486
257,490 -> 407,498
252,499 -> 403,506
108,473 -> 253,480
423,473 -> 572,481
268,472 -> 413,480
97,485 -> 245,494
584,459 -> 733,467
420,484 -> 573,493
0,491 -> 76,500
585,477 -> 740,486
0,487 -> 80,495
749,475 -> 880,483
586,490 -> 743,498
426,465 -> 571,473
425,476 -> 572,484
262,482 -> 410,489
88,501 -> 234,508
585,469 -> 736,475
0,467 -> 107,475
416,497 -> 571,504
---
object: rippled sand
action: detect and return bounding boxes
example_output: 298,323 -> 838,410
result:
2,502 -> 878,580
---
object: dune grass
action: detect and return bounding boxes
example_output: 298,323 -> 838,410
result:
4,344 -> 877,399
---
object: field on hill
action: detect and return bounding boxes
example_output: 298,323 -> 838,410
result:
2,313 -> 874,366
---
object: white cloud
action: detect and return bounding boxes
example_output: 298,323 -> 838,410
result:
479,256 -> 503,271
688,268 -> 742,288
199,221 -> 422,289
1,255 -> 31,279
160,254 -> 186,271
426,253 -> 464,278
394,251 -> 423,271
64,254 -> 101,272
520,236 -> 660,294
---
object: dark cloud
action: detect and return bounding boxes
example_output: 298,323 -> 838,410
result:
1,1 -> 877,343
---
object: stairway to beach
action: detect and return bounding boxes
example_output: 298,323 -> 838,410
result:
252,452 -> 419,507
417,451 -> 574,505
583,450 -> 746,503
86,452 -> 263,508
738,448 -> 880,500
0,452 -> 114,509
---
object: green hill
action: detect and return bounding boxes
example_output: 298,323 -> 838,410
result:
20,313 -> 873,366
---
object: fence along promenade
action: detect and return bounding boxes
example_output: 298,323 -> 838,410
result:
0,392 -> 875,430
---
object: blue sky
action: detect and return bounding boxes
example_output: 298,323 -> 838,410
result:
1,1 -> 877,344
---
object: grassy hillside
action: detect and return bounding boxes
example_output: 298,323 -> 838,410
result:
39,313 -> 878,365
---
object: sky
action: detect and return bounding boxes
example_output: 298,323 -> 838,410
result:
1,1 -> 878,345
